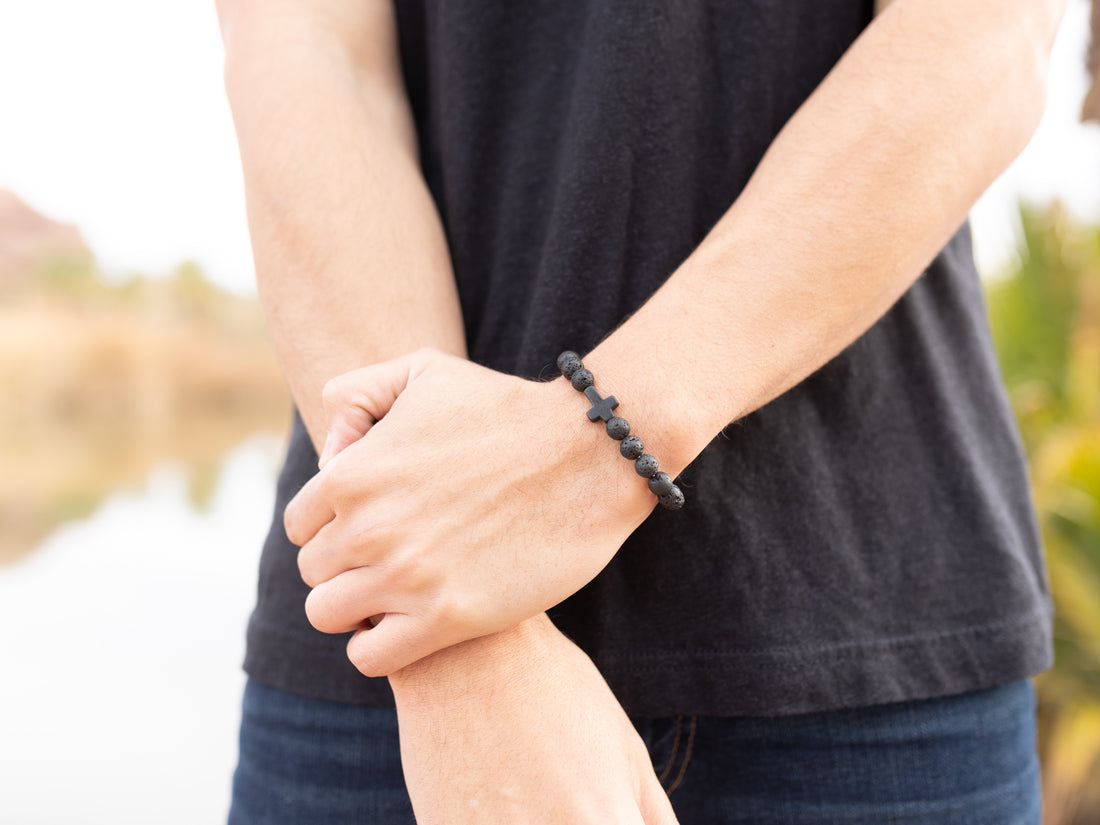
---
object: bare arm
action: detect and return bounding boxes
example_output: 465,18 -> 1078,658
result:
216,0 -> 465,450
239,1 -> 1064,821
217,4 -> 675,821
584,0 -> 1066,470
286,0 -> 1067,675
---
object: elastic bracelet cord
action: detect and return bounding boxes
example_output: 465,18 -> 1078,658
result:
557,351 -> 685,511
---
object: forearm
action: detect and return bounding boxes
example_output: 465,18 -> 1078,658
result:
218,0 -> 465,450
388,614 -> 552,705
387,613 -> 678,825
581,0 -> 1064,474
273,0 -> 1064,692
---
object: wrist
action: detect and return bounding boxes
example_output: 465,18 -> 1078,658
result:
565,344 -> 705,483
388,615 -> 555,710
542,373 -> 660,522
553,353 -> 688,510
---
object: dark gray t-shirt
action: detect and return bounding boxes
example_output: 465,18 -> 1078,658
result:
243,0 -> 1052,716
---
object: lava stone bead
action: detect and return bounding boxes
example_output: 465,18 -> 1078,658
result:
658,485 -> 685,510
634,454 -> 659,478
648,472 -> 674,496
557,351 -> 583,379
570,368 -> 594,391
619,435 -> 644,460
605,416 -> 630,440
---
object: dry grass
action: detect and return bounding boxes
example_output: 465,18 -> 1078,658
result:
0,264 -> 290,564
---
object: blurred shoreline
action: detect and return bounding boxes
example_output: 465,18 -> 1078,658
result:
0,191 -> 289,564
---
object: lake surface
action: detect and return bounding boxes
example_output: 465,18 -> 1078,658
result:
0,436 -> 281,824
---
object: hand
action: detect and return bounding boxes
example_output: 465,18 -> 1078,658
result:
283,348 -> 657,675
390,614 -> 680,825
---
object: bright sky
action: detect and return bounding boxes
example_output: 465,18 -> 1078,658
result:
0,0 -> 1097,294
0,1 -> 252,290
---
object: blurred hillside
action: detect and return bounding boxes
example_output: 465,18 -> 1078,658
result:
0,191 -> 289,563
0,191 -> 89,285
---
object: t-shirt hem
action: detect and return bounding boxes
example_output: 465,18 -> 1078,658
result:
242,604 -> 1052,718
243,616 -> 397,707
595,604 -> 1054,717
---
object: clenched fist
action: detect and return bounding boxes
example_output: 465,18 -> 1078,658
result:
284,348 -> 657,675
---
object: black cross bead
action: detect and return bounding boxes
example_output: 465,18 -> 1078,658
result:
584,386 -> 620,422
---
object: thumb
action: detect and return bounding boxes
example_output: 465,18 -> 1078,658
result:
317,352 -> 421,468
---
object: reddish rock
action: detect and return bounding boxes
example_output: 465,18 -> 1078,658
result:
0,189 -> 91,288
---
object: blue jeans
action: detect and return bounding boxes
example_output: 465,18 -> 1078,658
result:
229,679 -> 1040,824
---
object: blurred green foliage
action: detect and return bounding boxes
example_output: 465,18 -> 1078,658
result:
0,256 -> 289,565
986,204 -> 1100,824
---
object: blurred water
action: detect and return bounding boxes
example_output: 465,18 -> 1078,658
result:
0,435 -> 281,825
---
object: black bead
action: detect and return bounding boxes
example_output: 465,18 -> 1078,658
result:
557,351 -> 583,379
619,435 -> 644,460
658,485 -> 684,510
648,472 -> 674,496
570,368 -> 594,391
605,416 -> 630,440
635,454 -> 659,478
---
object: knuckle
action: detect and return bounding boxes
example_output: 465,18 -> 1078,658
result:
282,503 -> 303,546
431,590 -> 478,639
347,634 -> 387,678
313,474 -> 335,507
315,467 -> 348,506
412,346 -> 445,372
303,586 -> 340,634
392,553 -> 431,594
321,375 -> 344,406
296,547 -> 321,588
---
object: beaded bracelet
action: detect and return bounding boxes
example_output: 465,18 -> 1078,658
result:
557,351 -> 684,511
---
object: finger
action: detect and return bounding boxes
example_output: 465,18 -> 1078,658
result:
318,353 -> 422,468
346,613 -> 446,677
296,519 -> 346,588
297,512 -> 394,588
303,567 -> 386,634
639,775 -> 680,825
283,471 -> 336,547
